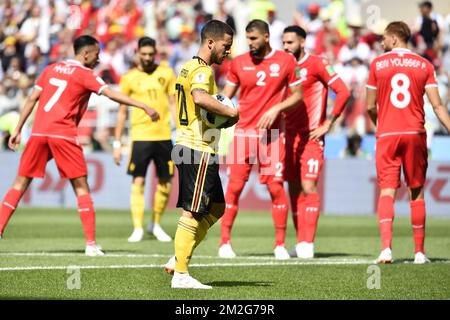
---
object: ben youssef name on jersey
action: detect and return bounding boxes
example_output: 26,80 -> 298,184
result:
375,56 -> 428,71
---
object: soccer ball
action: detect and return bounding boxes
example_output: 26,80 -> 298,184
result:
200,94 -> 236,128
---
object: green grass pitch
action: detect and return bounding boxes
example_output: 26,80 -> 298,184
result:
0,208 -> 449,299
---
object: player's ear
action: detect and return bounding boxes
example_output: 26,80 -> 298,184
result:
208,39 -> 214,50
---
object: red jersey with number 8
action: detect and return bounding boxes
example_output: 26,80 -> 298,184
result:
366,48 -> 438,137
32,59 -> 108,137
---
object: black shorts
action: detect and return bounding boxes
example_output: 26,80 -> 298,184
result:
173,144 -> 225,215
127,140 -> 174,179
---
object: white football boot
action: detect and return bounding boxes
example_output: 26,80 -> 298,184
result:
85,244 -> 105,256
376,248 -> 393,264
414,252 -> 431,264
218,243 -> 236,258
274,245 -> 290,260
164,256 -> 176,275
296,242 -> 314,259
171,272 -> 212,289
127,228 -> 144,242
152,224 -> 172,242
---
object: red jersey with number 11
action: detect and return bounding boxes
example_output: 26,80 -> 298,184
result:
32,59 -> 107,137
366,48 -> 438,137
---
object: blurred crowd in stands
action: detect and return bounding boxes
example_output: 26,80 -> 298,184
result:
1,0 -> 449,158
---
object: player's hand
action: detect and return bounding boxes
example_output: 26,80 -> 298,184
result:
113,147 -> 122,166
257,107 -> 279,130
144,106 -> 160,122
309,120 -> 332,141
8,131 -> 21,151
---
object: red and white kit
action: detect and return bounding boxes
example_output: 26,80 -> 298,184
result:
226,50 -> 301,183
19,59 -> 107,179
367,48 -> 437,189
284,53 -> 348,182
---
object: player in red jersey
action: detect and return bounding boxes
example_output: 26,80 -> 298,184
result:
282,26 -> 350,258
366,22 -> 450,264
218,20 -> 303,259
0,35 -> 160,256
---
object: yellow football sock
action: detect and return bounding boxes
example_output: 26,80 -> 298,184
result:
152,182 -> 171,225
130,184 -> 145,229
194,214 -> 219,248
174,216 -> 200,273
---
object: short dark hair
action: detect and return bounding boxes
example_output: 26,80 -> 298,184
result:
200,19 -> 234,43
385,21 -> 411,43
138,37 -> 156,49
246,19 -> 270,34
419,1 -> 432,9
283,25 -> 307,39
73,35 -> 99,54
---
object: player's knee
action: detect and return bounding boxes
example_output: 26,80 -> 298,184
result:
157,180 -> 172,195
226,179 -> 246,204
301,183 -> 317,195
267,181 -> 287,205
133,177 -> 145,187
12,176 -> 32,193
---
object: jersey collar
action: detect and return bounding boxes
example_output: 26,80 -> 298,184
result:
392,48 -> 411,52
66,59 -> 83,65
298,53 -> 310,65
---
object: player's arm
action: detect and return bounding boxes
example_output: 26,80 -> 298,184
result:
426,86 -> 450,133
221,82 -> 239,99
113,104 -> 127,165
310,77 -> 351,141
192,88 -> 238,118
257,83 -> 303,130
8,88 -> 41,150
366,88 -> 378,126
101,87 -> 160,122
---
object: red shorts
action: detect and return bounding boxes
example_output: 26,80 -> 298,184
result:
18,135 -> 87,179
376,133 -> 428,189
226,131 -> 285,184
284,132 -> 324,182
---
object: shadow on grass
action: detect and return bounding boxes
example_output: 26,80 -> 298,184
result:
207,281 -> 274,287
241,252 -> 371,258
394,258 -> 450,264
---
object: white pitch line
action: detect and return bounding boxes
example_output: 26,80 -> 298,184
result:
0,259 -> 378,271
0,252 -> 372,261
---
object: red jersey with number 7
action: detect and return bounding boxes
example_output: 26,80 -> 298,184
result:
32,59 -> 108,137
226,50 -> 301,130
366,48 -> 438,137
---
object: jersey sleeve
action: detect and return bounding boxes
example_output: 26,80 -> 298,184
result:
83,71 -> 108,95
425,62 -> 438,89
225,58 -> 239,87
35,66 -> 49,91
190,65 -> 214,92
119,74 -> 131,95
286,55 -> 302,87
317,58 -> 339,86
366,61 -> 377,90
167,68 -> 177,95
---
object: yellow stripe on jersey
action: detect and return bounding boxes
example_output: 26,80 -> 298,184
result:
175,58 -> 219,153
120,65 -> 176,141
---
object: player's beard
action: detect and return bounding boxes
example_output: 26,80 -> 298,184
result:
141,60 -> 156,72
211,49 -> 224,65
250,45 -> 264,58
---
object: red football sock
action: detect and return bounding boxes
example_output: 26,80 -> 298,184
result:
220,179 -> 245,245
410,200 -> 426,254
267,182 -> 288,247
304,193 -> 320,243
377,195 -> 395,250
296,193 -> 306,243
77,194 -> 96,246
0,188 -> 23,235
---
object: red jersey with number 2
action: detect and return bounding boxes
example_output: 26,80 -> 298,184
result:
366,48 -> 438,137
33,59 -> 107,137
226,50 -> 301,130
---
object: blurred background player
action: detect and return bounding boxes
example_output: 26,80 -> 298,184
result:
282,25 -> 350,258
366,21 -> 450,264
114,37 -> 176,243
218,19 -> 303,260
0,35 -> 160,255
164,20 -> 238,289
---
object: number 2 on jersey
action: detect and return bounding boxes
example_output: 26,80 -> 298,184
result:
44,78 -> 67,112
390,73 -> 411,109
256,71 -> 266,86
176,83 -> 188,125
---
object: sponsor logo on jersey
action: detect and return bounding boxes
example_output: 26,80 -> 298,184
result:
243,66 -> 256,71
